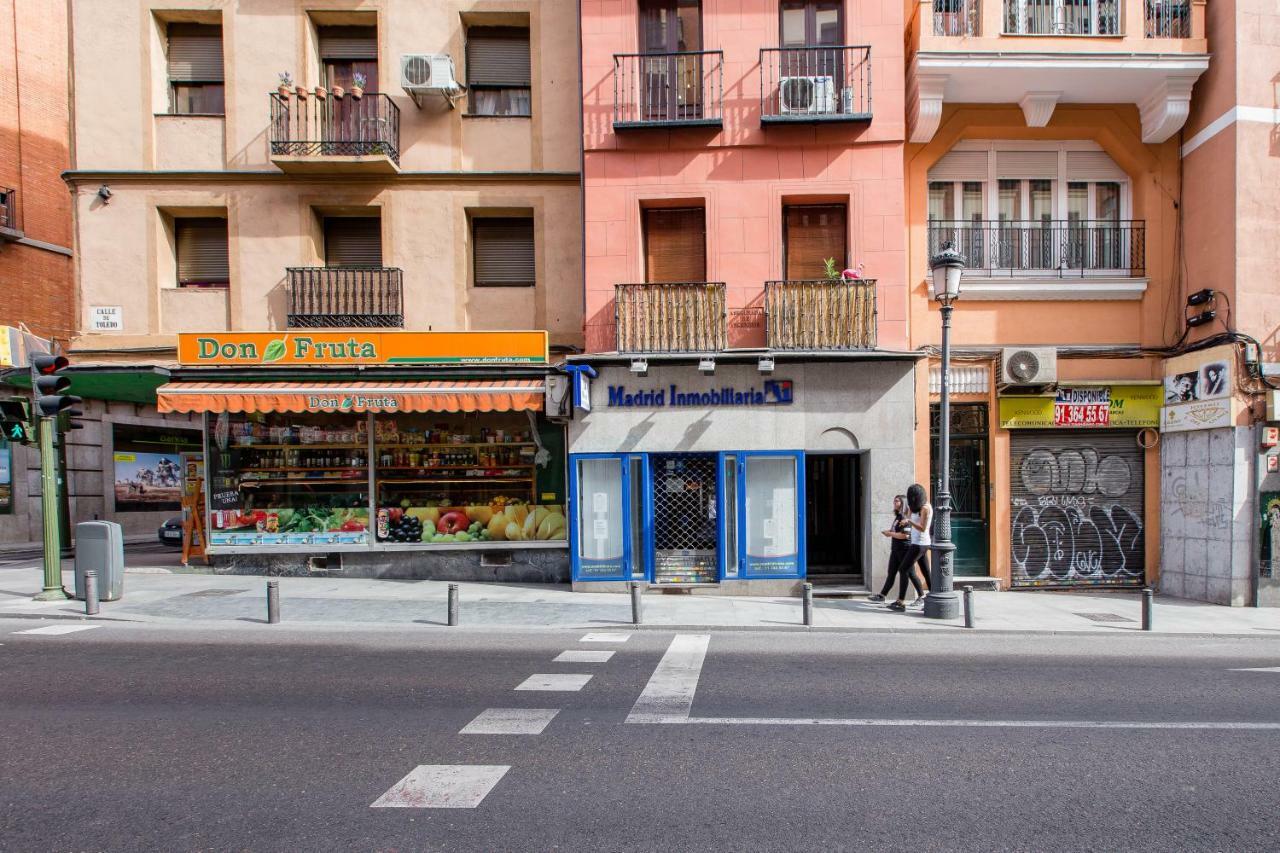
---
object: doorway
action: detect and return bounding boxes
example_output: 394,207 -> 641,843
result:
930,403 -> 990,575
804,453 -> 861,582
650,453 -> 719,584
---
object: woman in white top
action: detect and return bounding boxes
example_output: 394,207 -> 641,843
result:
887,483 -> 932,611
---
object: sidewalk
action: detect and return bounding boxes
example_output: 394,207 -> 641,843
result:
1,563 -> 1278,636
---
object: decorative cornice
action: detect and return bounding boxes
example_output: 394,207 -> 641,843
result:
1019,91 -> 1060,128
909,72 -> 949,144
1140,76 -> 1199,144
62,170 -> 581,186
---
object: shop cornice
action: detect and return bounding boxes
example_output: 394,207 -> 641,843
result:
566,349 -> 925,366
62,169 -> 581,186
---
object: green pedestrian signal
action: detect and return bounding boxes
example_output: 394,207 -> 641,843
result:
0,398 -> 34,446
2,420 -> 31,442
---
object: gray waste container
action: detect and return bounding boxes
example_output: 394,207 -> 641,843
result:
74,521 -> 124,601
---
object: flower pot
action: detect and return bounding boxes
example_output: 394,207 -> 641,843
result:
314,86 -> 328,99
351,87 -> 364,99
294,85 -> 308,99
277,85 -> 291,98
332,86 -> 345,99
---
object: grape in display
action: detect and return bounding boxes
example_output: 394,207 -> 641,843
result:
385,514 -> 424,543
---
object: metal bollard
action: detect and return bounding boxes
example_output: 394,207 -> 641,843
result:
1142,587 -> 1153,631
447,583 -> 459,627
267,580 -> 280,624
84,570 -> 100,616
963,585 -> 974,629
802,583 -> 813,626
630,581 -> 643,625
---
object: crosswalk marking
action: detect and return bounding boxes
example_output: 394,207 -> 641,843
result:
15,624 -> 101,636
580,632 -> 629,643
1230,667 -> 1280,673
515,673 -> 592,691
371,764 -> 510,808
554,650 -> 614,663
627,634 -> 710,723
460,708 -> 560,735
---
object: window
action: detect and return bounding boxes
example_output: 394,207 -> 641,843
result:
472,217 -> 535,287
783,204 -> 846,280
167,23 -> 224,115
638,0 -> 703,121
112,424 -> 202,513
318,26 -> 378,90
780,0 -> 842,46
466,27 -> 531,116
643,207 -> 706,283
324,217 -> 383,268
175,218 -> 229,288
0,438 -> 11,514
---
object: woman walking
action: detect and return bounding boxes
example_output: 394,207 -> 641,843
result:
868,495 -> 911,604
899,483 -> 933,611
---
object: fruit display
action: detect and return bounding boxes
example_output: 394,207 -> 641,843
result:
374,500 -> 565,543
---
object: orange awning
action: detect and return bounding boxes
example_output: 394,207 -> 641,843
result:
156,379 -> 545,414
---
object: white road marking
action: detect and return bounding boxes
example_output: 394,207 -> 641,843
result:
554,650 -> 615,663
626,634 -> 710,723
1231,667 -> 1280,673
460,708 -> 560,735
515,674 -> 592,691
370,764 -> 510,808
15,625 -> 101,636
637,716 -> 1280,731
580,632 -> 630,643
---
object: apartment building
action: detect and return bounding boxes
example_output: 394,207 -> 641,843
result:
567,0 -> 914,593
0,0 -> 75,545
906,0 -> 1208,593
65,1 -> 582,577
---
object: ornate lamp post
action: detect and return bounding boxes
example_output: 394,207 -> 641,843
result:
925,241 -> 965,620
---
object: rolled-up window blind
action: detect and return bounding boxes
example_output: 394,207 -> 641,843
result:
176,218 -> 230,286
473,218 -> 535,286
784,204 -> 847,280
644,207 -> 706,283
318,26 -> 377,60
324,217 -> 383,268
168,24 -> 224,82
466,27 -> 532,86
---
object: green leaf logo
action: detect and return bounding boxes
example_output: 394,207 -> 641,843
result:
261,339 -> 287,363
340,396 -> 353,411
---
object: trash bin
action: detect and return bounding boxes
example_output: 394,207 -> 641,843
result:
74,521 -> 124,601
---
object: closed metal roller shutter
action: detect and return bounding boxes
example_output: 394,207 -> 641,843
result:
928,150 -> 987,182
1065,150 -> 1127,182
996,150 -> 1058,179
1009,429 -> 1145,589
472,217 -> 535,286
466,27 -> 532,86
324,217 -> 382,268
168,24 -> 224,82
318,26 -> 377,60
175,218 -> 229,285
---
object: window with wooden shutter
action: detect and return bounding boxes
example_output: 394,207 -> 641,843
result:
324,217 -> 383,268
318,26 -> 378,90
473,217 -> 535,287
466,27 -> 532,116
168,23 -> 224,115
643,207 -> 706,283
175,218 -> 230,287
783,204 -> 846,280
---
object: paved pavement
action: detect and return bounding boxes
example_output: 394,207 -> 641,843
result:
0,545 -> 1277,636
1,622 -> 1278,851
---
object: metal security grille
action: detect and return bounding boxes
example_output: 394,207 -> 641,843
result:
1009,430 -> 1144,589
651,453 -> 718,584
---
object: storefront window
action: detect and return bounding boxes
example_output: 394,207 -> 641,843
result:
113,424 -> 202,512
743,455 -> 799,575
576,457 -> 626,573
0,438 -> 11,514
206,412 -> 370,546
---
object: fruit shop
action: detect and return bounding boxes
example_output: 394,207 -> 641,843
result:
157,331 -> 570,580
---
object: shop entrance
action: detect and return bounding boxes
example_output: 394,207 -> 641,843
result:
804,453 -> 862,582
650,453 -> 719,584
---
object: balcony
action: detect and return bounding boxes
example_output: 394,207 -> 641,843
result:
760,46 -> 872,124
911,0 -> 1207,143
764,280 -> 877,350
0,187 -> 21,242
269,92 -> 400,174
286,267 -> 404,328
927,220 -> 1145,279
612,51 -> 724,131
615,282 -> 726,353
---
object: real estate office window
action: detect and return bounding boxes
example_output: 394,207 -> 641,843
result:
175,218 -> 230,288
167,23 -> 225,115
466,27 -> 532,116
473,218 -> 535,286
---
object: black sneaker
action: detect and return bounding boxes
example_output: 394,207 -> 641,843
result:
867,593 -> 886,603
887,601 -> 906,612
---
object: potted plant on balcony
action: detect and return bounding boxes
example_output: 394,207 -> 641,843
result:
277,72 -> 293,98
314,83 -> 328,99
332,84 -> 346,99
351,72 -> 366,99
824,258 -> 864,282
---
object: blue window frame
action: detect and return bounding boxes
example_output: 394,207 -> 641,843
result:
737,450 -> 806,579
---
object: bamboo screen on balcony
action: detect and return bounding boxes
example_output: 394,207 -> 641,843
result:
643,207 -> 706,283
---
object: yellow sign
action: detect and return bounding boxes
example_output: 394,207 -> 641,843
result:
113,453 -> 137,462
177,331 -> 548,367
999,385 -> 1162,429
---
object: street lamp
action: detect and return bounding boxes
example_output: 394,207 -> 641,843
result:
925,241 -> 964,620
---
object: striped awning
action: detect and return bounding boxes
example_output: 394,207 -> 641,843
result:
156,379 -> 544,414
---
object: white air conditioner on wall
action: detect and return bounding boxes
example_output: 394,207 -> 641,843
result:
779,76 -> 836,115
1001,347 -> 1058,386
400,53 -> 462,107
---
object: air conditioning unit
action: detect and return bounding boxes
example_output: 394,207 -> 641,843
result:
1001,347 -> 1058,386
400,54 -> 460,105
779,76 -> 836,115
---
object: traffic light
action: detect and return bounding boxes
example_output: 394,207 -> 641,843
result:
0,398 -> 33,444
31,353 -> 82,421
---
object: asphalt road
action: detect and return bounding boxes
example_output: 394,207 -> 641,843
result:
1,622 -> 1279,852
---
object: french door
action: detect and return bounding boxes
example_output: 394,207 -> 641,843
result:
638,0 -> 703,121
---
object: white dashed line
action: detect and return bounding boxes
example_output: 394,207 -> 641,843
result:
1231,667 -> 1280,673
371,764 -> 510,808
554,650 -> 615,663
652,717 -> 1280,731
626,634 -> 710,723
15,624 -> 102,636
460,708 -> 560,735
515,673 -> 592,691
580,632 -> 630,643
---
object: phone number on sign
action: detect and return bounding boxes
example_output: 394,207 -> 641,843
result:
1054,403 -> 1110,426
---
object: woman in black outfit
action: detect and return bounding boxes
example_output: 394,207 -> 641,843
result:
869,495 -> 915,604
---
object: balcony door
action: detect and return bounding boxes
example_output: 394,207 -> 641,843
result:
324,217 -> 382,269
639,0 -> 702,121
778,0 -> 843,104
318,26 -> 379,149
643,207 -> 706,283
783,204 -> 846,281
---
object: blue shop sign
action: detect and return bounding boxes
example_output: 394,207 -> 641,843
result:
607,380 -> 794,408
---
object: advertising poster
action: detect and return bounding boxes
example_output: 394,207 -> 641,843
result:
1161,344 -> 1238,433
114,451 -> 184,511
0,438 -> 10,512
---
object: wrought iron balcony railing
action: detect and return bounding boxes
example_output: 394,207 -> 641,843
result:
613,51 -> 724,130
760,45 -> 872,123
0,187 -> 17,235
269,92 -> 401,164
934,0 -> 981,35
1145,0 -> 1191,37
615,282 -> 727,353
1003,0 -> 1120,35
765,279 -> 877,350
286,267 -> 404,328
927,220 -> 1146,277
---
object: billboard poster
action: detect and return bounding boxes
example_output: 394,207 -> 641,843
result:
114,451 -> 184,511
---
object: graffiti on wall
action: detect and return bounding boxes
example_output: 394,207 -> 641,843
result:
1011,445 -> 1145,586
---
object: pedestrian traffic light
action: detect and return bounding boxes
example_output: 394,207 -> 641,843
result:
0,398 -> 33,444
31,353 -> 82,420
